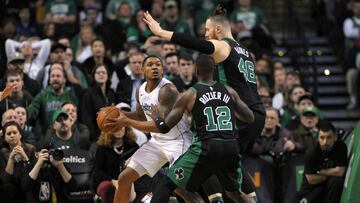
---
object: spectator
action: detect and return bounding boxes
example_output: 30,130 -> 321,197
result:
105,0 -> 139,21
79,3 -> 103,32
44,0 -> 77,37
5,38 -> 51,80
61,102 -> 90,139
280,85 -> 306,127
255,58 -> 270,87
161,41 -> 178,58
80,64 -> 119,141
104,1 -> 133,54
0,121 -> 35,203
252,107 -> 294,162
171,53 -> 197,92
230,0 -> 265,30
64,47 -> 89,88
286,94 -> 321,130
58,36 -> 72,48
116,52 -> 145,111
93,127 -> 138,203
343,0 -> 360,50
160,0 -> 194,36
291,106 -> 321,153
71,24 -> 96,63
82,39 -> 114,83
126,9 -> 152,46
21,140 -> 78,203
15,7 -> 42,37
28,63 -> 78,137
0,69 -> 33,124
164,52 -> 179,80
142,35 -> 164,56
273,70 -> 301,112
41,109 -> 90,150
44,102 -> 91,147
14,106 -> 37,145
298,121 -> 348,203
36,43 -> 67,90
258,86 -> 272,108
272,64 -> 286,95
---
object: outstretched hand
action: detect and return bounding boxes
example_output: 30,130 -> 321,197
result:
143,11 -> 163,36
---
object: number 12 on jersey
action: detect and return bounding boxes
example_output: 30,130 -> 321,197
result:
203,106 -> 233,131
238,58 -> 256,84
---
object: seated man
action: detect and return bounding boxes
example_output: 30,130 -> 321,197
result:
298,121 -> 348,203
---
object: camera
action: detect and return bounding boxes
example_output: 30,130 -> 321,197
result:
48,148 -> 64,161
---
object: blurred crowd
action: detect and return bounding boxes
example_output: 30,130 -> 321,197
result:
0,0 -> 356,203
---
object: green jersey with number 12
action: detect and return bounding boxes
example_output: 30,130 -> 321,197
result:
191,81 -> 236,140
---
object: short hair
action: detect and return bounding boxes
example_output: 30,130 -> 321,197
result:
49,63 -> 66,77
179,52 -> 194,62
61,101 -> 77,109
318,120 -> 336,133
5,69 -> 23,80
165,52 -> 179,60
129,52 -> 145,59
265,107 -> 280,120
195,54 -> 216,75
91,38 -> 105,48
142,55 -> 163,67
208,4 -> 230,28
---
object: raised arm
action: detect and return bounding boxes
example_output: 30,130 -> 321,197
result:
226,85 -> 254,123
143,11 -> 230,63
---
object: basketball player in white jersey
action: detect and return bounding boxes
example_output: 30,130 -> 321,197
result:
106,55 -> 194,203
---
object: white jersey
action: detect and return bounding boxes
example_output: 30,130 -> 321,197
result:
139,78 -> 191,140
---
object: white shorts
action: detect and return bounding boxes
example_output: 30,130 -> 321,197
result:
128,132 -> 192,177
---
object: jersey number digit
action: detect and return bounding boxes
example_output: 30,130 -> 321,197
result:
238,58 -> 256,84
203,106 -> 233,131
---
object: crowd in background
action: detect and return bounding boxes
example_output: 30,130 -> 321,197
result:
0,0 -> 356,203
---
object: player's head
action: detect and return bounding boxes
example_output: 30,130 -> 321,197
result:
195,54 -> 215,80
317,121 -> 337,152
205,5 -> 231,40
142,55 -> 164,82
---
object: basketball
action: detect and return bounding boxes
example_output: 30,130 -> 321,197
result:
97,105 -> 121,133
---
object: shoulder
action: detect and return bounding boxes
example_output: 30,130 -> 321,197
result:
159,82 -> 178,95
334,140 -> 347,153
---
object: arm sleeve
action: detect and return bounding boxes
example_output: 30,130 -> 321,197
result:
5,39 -> 20,58
170,32 -> 215,54
27,93 -> 43,124
32,39 -> 51,67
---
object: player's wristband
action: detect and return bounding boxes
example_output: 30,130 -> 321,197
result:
170,32 -> 215,54
155,117 -> 171,134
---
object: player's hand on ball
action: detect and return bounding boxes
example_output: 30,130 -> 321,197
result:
105,110 -> 129,133
143,11 -> 163,36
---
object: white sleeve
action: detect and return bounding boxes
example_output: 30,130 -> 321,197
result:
272,93 -> 284,110
343,18 -> 359,39
5,39 -> 21,58
32,39 -> 51,67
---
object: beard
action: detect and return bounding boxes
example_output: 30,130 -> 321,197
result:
320,145 -> 333,153
51,82 -> 63,92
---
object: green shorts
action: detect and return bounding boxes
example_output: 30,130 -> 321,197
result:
167,138 -> 243,192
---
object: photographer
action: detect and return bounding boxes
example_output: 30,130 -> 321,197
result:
21,142 -> 77,203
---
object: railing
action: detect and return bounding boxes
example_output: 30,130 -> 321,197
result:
281,0 -> 318,103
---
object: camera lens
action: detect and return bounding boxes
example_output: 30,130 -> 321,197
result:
51,149 -> 64,161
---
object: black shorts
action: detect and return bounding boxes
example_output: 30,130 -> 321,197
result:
167,138 -> 242,192
237,110 -> 266,155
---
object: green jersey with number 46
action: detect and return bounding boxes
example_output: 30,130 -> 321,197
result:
215,38 -> 264,114
191,81 -> 236,140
